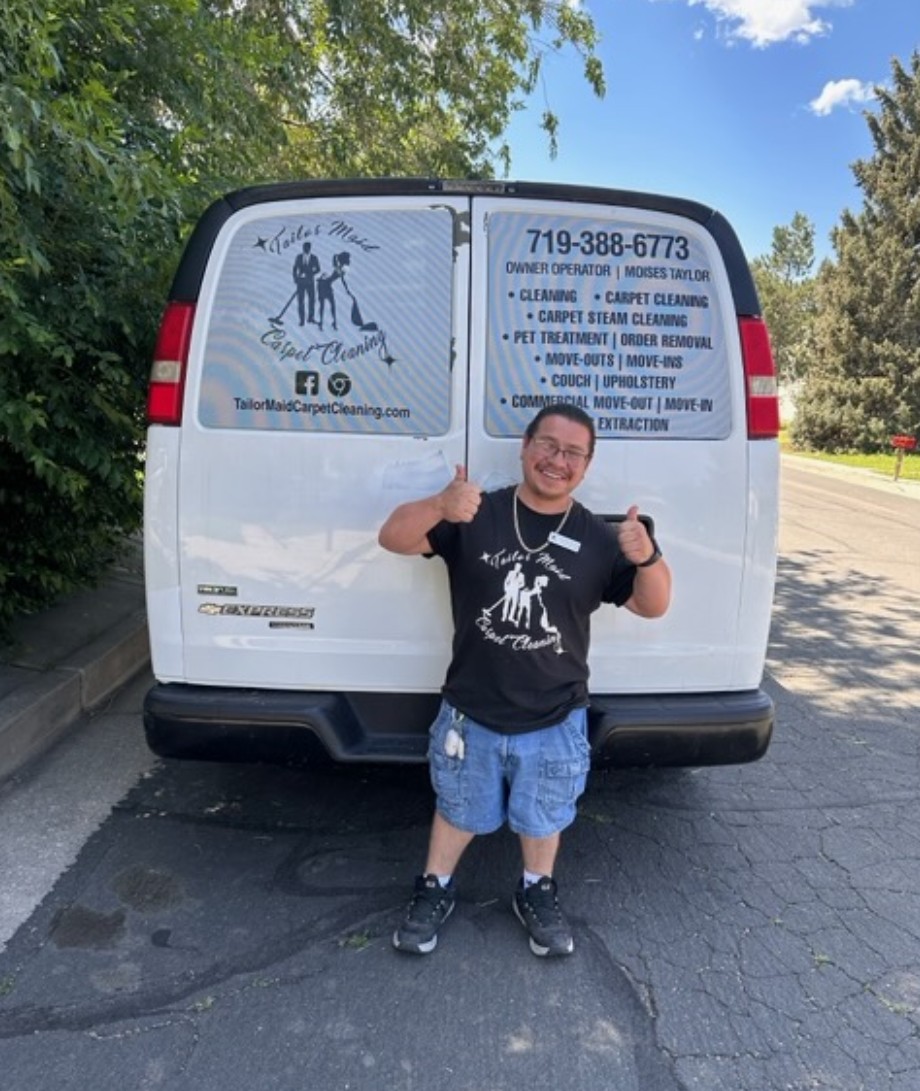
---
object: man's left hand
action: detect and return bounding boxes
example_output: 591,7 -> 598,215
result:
617,505 -> 656,565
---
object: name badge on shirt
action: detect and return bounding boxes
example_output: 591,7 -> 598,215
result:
549,531 -> 581,553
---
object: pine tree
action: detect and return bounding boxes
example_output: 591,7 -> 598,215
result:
793,52 -> 920,452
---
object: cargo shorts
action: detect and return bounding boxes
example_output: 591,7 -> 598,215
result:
427,701 -> 591,839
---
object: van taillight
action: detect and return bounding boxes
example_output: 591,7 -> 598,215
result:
739,316 -> 780,439
147,301 -> 195,426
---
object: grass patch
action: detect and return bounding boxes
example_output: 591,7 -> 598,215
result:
338,930 -> 373,951
780,430 -> 920,482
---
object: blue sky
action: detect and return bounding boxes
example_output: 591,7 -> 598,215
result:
505,0 -> 917,265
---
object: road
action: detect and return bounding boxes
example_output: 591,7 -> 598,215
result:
0,457 -> 918,1091
780,456 -> 920,592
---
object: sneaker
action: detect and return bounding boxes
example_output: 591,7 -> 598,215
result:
512,876 -> 574,957
393,874 -> 456,954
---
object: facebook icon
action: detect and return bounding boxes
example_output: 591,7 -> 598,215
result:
295,371 -> 320,396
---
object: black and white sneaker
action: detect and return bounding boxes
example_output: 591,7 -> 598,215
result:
512,876 -> 574,957
393,874 -> 456,954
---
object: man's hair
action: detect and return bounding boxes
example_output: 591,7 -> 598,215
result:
524,405 -> 596,457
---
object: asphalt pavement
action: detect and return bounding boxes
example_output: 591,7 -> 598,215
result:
0,456 -> 917,784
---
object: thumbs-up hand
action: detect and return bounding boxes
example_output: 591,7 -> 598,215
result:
617,504 -> 655,565
440,464 -> 482,524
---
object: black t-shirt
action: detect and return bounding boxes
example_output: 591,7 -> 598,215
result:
427,486 -> 636,734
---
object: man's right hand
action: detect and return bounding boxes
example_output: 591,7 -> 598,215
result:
440,465 -> 482,523
378,464 -> 481,554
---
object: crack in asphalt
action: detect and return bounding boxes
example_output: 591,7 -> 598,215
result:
0,891 -> 398,1039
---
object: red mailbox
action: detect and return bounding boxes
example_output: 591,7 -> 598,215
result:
891,434 -> 916,481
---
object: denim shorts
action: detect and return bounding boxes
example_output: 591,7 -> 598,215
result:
427,701 -> 591,838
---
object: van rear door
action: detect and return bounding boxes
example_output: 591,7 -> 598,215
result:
464,192 -> 773,695
175,194 -> 469,692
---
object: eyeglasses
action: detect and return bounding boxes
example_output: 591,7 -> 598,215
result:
529,436 -> 591,466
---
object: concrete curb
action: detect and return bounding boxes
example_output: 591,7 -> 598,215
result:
0,614 -> 149,784
781,452 -> 920,502
0,539 -> 150,784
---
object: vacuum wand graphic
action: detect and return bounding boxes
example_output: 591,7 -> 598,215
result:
270,290 -> 298,324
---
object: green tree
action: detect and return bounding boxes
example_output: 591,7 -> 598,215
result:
0,0 -> 603,635
269,0 -> 605,178
1,0 -> 182,630
750,212 -> 817,385
792,52 -> 920,452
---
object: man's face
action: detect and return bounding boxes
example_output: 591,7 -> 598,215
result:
520,415 -> 593,506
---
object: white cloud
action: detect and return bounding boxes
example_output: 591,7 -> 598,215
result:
809,77 -> 876,115
686,0 -> 851,48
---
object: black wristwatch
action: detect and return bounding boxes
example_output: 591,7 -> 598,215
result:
636,541 -> 662,568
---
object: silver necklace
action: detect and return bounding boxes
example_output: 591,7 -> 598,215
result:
512,488 -> 572,554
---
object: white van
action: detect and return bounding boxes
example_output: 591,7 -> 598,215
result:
143,178 -> 779,767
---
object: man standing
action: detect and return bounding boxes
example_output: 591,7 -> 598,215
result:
293,242 -> 320,326
378,405 -> 671,957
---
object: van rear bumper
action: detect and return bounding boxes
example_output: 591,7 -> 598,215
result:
143,684 -> 773,768
588,690 -> 773,767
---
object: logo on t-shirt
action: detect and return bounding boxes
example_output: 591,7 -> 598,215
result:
475,549 -> 569,655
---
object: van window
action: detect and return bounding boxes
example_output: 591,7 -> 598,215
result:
198,207 -> 456,435
484,209 -> 732,439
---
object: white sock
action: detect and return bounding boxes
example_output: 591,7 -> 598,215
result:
523,870 -> 544,888
436,874 -> 452,888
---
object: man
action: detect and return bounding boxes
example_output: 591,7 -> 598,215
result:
378,405 -> 671,957
293,242 -> 320,326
